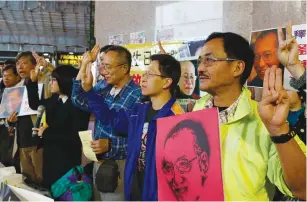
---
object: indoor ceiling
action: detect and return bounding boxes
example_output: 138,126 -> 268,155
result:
0,1 -> 91,52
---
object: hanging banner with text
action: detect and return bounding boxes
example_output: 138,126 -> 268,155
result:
125,40 -> 205,85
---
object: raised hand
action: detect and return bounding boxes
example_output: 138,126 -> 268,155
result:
277,22 -> 304,79
32,51 -> 47,68
90,44 -> 101,62
81,63 -> 93,92
158,41 -> 167,54
258,65 -> 290,136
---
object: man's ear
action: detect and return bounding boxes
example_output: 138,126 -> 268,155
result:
121,64 -> 130,75
198,152 -> 209,174
162,78 -> 173,90
233,61 -> 245,78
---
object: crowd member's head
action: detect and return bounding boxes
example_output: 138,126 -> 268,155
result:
4,87 -> 24,114
98,45 -> 114,76
51,65 -> 78,97
16,51 -> 37,79
4,60 -> 16,67
162,120 -> 210,201
287,90 -> 305,111
178,61 -> 197,96
198,32 -> 254,95
2,65 -> 20,88
253,30 -> 281,81
100,46 -> 132,87
141,54 -> 180,98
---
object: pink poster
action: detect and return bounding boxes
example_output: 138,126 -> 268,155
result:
156,108 -> 224,201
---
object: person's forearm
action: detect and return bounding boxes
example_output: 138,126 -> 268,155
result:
287,63 -> 305,80
76,62 -> 88,80
275,138 -> 306,199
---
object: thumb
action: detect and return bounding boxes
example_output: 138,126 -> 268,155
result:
261,93 -> 279,105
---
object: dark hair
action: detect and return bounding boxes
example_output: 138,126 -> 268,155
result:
51,65 -> 79,97
100,45 -> 114,53
4,60 -> 15,66
3,65 -> 18,76
164,119 -> 210,157
151,54 -> 181,95
105,45 -> 132,73
16,51 -> 37,65
205,32 -> 255,86
254,29 -> 278,48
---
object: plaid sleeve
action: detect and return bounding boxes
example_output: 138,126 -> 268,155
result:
71,80 -> 91,112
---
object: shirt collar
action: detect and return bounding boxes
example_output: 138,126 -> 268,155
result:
59,95 -> 68,103
205,92 -> 242,125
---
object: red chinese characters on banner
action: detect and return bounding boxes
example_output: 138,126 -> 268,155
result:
301,60 -> 307,68
132,74 -> 142,85
298,44 -> 307,55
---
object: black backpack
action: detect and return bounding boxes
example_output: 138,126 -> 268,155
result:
95,160 -> 120,193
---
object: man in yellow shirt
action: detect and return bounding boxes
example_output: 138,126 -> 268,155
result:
193,22 -> 306,200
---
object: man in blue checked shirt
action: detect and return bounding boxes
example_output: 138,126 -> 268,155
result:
72,45 -> 141,201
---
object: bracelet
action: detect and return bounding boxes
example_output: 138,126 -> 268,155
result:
270,130 -> 296,144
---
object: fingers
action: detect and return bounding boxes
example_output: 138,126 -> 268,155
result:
275,67 -> 283,92
32,128 -> 40,131
277,25 -> 285,47
268,66 -> 277,94
286,21 -> 293,40
261,92 -> 279,106
158,41 -> 167,54
262,68 -> 270,97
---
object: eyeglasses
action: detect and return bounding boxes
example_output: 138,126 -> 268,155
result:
100,62 -> 126,72
181,75 -> 197,81
198,54 -> 239,67
142,71 -> 166,79
254,51 -> 277,62
162,156 -> 197,175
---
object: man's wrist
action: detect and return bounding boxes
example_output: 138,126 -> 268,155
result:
287,62 -> 305,80
268,123 -> 290,137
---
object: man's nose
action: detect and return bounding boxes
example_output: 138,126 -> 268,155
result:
173,169 -> 184,184
259,56 -> 266,67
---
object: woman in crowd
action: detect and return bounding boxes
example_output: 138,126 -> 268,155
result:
26,64 -> 90,189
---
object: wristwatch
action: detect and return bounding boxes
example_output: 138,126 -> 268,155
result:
270,130 -> 297,144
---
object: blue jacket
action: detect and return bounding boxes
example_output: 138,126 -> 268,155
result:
87,91 -> 184,200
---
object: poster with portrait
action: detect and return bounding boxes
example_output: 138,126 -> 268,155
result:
0,84 -> 44,118
109,34 -> 124,45
18,83 -> 44,116
0,86 -> 25,118
247,27 -> 286,88
283,24 -> 307,91
130,31 -> 146,44
156,108 -> 224,201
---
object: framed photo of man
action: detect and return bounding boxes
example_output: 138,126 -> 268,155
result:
247,27 -> 286,88
0,86 -> 25,118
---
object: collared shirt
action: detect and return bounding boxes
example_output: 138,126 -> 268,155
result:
59,95 -> 68,104
193,87 -> 306,201
204,93 -> 241,124
72,79 -> 141,159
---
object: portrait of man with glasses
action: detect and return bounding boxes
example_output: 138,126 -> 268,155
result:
159,118 -> 222,201
248,28 -> 286,87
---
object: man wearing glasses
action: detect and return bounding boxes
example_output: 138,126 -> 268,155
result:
193,29 -> 306,200
162,119 -> 209,201
72,45 -> 141,200
176,61 -> 199,99
248,29 -> 282,87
